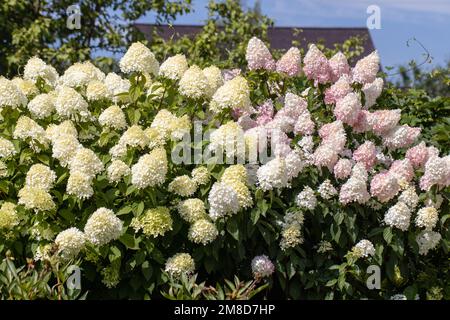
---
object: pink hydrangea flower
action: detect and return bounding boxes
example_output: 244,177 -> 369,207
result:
319,120 -> 345,140
272,93 -> 308,133
334,92 -> 362,126
255,100 -> 274,126
294,113 -> 315,135
276,47 -> 301,77
389,159 -> 414,184
367,109 -> 401,135
419,155 -> 450,191
405,142 -> 436,168
251,255 -> 275,278
314,144 -> 339,170
370,171 -> 400,203
352,141 -> 377,170
246,37 -> 276,71
324,74 -> 352,105
271,128 -> 292,157
303,44 -> 332,84
237,114 -> 257,131
352,110 -> 372,133
334,158 -> 353,180
222,68 -> 241,81
339,164 -> 370,205
329,52 -> 350,82
362,78 -> 383,108
382,125 -> 421,150
352,51 -> 380,84
283,92 -> 308,116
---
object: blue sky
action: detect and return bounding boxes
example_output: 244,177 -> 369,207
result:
139,0 -> 450,78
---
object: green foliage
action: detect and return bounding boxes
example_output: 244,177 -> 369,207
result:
395,60 -> 450,98
0,257 -> 85,300
161,273 -> 269,300
0,0 -> 192,76
149,0 -> 273,69
378,85 -> 450,152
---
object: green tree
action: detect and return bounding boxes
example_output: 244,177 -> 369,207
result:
148,0 -> 273,69
0,0 -> 192,76
395,60 -> 450,97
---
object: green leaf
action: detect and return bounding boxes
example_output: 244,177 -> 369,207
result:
325,279 -> 337,287
383,227 -> 393,244
119,233 -> 140,250
141,261 -> 153,281
226,218 -> 239,241
250,208 -> 260,225
117,206 -> 133,216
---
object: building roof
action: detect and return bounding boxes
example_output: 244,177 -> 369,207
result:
134,24 -> 376,59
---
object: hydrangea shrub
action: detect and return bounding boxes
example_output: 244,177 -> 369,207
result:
0,37 -> 449,300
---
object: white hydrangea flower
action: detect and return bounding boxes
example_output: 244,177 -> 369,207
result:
27,93 -> 55,119
178,65 -> 210,99
0,160 -> 8,178
104,72 -> 130,103
58,61 -> 105,88
66,171 -> 94,199
0,202 -> 19,229
159,54 -> 188,80
119,42 -> 159,75
257,157 -> 288,191
352,239 -> 375,258
109,142 -> 127,159
23,56 -> 59,87
415,207 -> 438,230
107,160 -> 130,183
119,125 -> 149,149
188,219 -> 219,245
280,225 -> 303,251
191,167 -> 210,186
209,76 -> 252,114
285,151 -> 306,180
202,65 -> 224,97
177,198 -> 207,223
11,78 -> 38,97
416,230 -> 441,255
0,77 -> 27,109
84,208 -> 123,246
69,147 -> 104,178
209,121 -> 245,160
25,164 -> 56,191
51,135 -> 81,167
98,105 -> 127,130
55,227 -> 86,260
398,186 -> 419,209
13,116 -> 49,151
46,120 -> 78,142
54,86 -> 90,119
0,137 -> 17,158
164,253 -> 195,278
131,148 -> 167,189
318,179 -> 338,200
384,201 -> 411,231
208,182 -> 239,220
168,175 -> 198,197
86,80 -> 111,101
18,186 -> 55,212
296,186 -> 317,210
